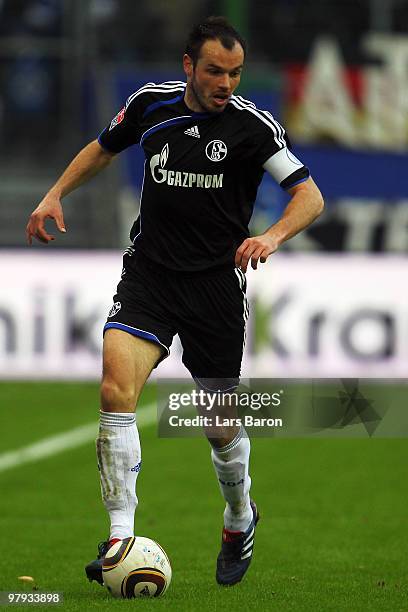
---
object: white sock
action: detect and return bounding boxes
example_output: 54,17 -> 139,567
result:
211,427 -> 252,532
97,410 -> 141,540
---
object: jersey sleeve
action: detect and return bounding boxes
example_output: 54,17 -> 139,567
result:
244,106 -> 310,189
98,87 -> 151,153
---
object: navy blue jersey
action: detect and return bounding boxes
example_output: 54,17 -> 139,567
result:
99,81 -> 309,271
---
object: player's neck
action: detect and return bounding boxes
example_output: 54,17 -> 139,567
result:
184,83 -> 206,114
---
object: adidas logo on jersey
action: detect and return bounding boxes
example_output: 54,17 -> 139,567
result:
184,125 -> 200,138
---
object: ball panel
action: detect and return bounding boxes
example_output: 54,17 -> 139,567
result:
122,569 -> 167,598
155,541 -> 172,573
102,536 -> 135,570
103,564 -> 127,598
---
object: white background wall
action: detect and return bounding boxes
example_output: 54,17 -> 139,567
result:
0,251 -> 406,379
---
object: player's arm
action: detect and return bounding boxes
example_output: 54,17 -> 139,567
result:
235,141 -> 324,272
265,176 -> 324,244
26,139 -> 116,245
235,177 -> 324,271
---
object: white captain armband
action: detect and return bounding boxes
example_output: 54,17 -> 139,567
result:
263,147 -> 310,189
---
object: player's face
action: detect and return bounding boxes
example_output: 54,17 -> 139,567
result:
183,39 -> 244,113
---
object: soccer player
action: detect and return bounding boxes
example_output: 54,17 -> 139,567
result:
26,16 -> 324,586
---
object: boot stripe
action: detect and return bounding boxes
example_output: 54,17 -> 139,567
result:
243,527 -> 254,544
242,539 -> 253,553
241,549 -> 253,560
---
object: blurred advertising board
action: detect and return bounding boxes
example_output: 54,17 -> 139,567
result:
284,34 -> 408,152
0,252 -> 407,380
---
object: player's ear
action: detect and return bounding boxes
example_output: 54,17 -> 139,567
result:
183,54 -> 194,79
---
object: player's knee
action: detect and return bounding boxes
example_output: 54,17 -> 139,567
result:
100,376 -> 137,411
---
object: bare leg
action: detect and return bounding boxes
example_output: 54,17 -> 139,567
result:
101,328 -> 163,413
97,329 -> 163,539
199,398 -> 240,449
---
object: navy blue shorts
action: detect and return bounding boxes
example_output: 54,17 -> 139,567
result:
104,248 -> 248,383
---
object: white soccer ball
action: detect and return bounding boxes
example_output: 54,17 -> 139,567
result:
102,536 -> 172,598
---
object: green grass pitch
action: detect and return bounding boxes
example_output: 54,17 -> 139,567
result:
0,382 -> 407,611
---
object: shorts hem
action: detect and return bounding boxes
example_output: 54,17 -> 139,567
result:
192,375 -> 240,393
104,322 -> 170,357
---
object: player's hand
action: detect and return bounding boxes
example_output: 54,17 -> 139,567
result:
235,234 -> 279,272
26,197 -> 66,245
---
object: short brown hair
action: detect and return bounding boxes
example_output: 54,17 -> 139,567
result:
185,16 -> 247,65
